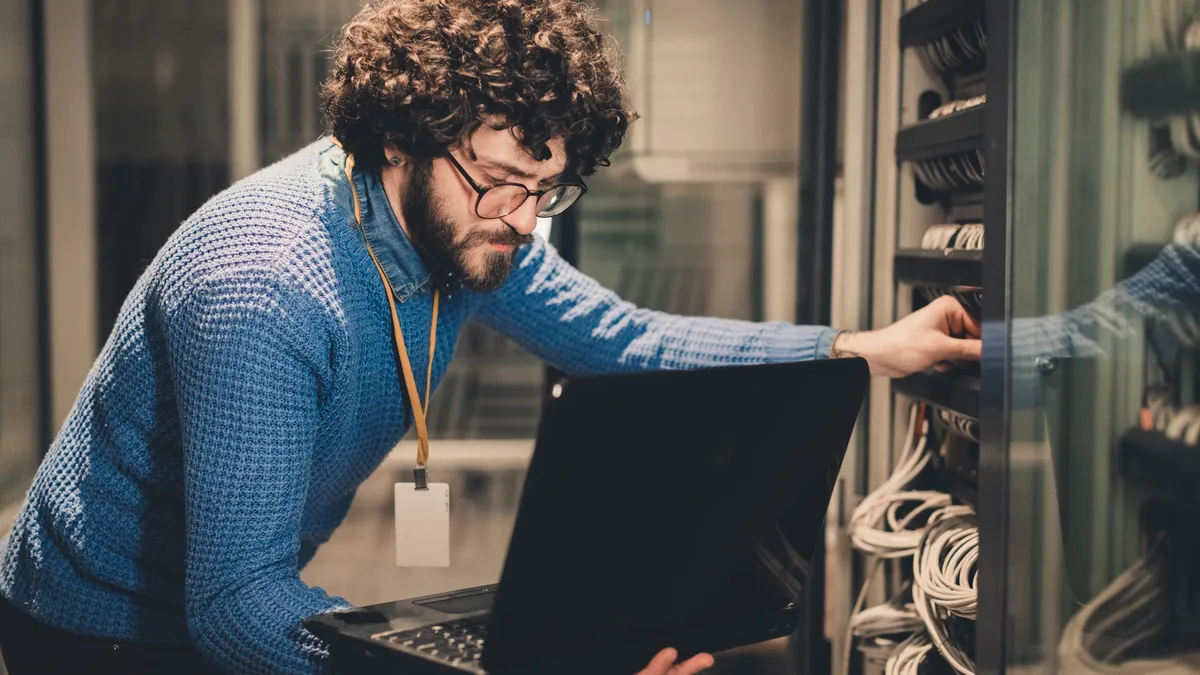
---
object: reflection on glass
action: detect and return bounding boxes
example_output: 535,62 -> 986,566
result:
1008,0 -> 1200,669
577,0 -> 803,325
92,0 -> 230,337
578,166 -> 762,321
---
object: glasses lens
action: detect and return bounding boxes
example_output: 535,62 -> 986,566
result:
477,185 -> 529,219
536,185 -> 583,217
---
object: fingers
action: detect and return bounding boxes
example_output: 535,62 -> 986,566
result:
933,294 -> 981,338
957,305 -> 982,339
669,653 -> 715,675
637,649 -> 714,675
638,648 -> 679,675
955,336 -> 982,361
938,334 -> 981,362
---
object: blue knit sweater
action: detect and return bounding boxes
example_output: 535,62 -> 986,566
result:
0,139 -> 837,673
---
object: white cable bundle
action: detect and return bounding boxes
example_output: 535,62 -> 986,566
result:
920,223 -> 984,251
922,224 -> 963,250
849,405 -> 945,558
913,509 -> 979,620
938,408 -> 980,443
850,490 -> 953,558
1058,538 -> 1183,675
846,403 -> 983,675
928,95 -> 987,119
911,508 -> 979,675
884,632 -> 933,675
850,600 -> 925,639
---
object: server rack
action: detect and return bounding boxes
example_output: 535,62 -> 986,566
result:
833,1 -> 1005,673
834,2 -> 1200,674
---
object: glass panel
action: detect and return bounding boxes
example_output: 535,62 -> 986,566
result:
578,0 -> 804,325
1008,0 -> 1200,669
92,0 -> 230,337
578,176 -> 764,321
0,0 -> 40,512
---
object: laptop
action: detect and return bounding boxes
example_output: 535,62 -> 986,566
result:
305,358 -> 869,674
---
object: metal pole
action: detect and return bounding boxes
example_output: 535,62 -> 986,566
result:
794,0 -> 842,673
229,0 -> 261,182
43,0 -> 99,433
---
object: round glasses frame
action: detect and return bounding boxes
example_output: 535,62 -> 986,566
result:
445,152 -> 587,219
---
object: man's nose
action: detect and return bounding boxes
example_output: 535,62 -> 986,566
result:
503,194 -> 539,236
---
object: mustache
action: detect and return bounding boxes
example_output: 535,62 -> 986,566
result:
463,227 -> 534,248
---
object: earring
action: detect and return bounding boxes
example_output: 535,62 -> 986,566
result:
389,156 -> 403,167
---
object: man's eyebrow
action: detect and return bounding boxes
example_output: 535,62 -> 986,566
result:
468,148 -> 564,187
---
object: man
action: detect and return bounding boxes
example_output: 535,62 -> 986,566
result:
0,1 -> 980,673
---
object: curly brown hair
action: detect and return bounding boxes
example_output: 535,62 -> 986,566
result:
321,0 -> 637,176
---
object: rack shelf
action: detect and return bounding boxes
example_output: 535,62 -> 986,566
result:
899,0 -> 986,49
1118,429 -> 1200,512
894,370 -> 980,421
925,465 -> 978,507
1121,51 -> 1200,120
895,105 -> 986,163
895,249 -> 983,288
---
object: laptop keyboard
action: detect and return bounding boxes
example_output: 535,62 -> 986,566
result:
374,617 -> 488,671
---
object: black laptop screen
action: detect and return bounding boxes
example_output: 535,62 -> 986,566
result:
482,359 -> 866,672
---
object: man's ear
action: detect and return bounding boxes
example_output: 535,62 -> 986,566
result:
383,143 -> 408,167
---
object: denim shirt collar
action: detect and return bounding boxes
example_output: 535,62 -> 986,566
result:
319,138 -> 433,303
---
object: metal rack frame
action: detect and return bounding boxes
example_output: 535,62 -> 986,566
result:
831,0 -> 1017,673
978,0 -> 1016,672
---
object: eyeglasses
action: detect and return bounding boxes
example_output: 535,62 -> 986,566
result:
445,152 -> 587,219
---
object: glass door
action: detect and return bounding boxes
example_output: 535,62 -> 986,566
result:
578,0 -> 806,326
1004,0 -> 1200,668
0,0 -> 42,514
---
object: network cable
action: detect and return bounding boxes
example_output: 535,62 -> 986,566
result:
1057,537 -> 1190,675
912,509 -> 979,675
849,404 -> 944,559
845,403 -> 980,675
884,631 -> 934,675
850,597 -> 925,639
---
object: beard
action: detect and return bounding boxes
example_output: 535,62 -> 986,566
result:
401,160 -> 534,292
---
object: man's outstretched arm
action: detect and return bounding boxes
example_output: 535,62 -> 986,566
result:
472,237 -> 979,377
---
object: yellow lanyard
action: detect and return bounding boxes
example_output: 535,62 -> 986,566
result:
343,153 -> 439,470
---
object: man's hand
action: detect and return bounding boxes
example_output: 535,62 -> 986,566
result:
831,295 -> 981,378
636,648 -> 714,675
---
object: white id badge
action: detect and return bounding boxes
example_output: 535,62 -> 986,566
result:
394,482 -> 450,567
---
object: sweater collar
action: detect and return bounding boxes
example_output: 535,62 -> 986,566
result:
320,138 -> 433,303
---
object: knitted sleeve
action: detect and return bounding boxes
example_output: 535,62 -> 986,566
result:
1011,243 -> 1200,379
162,269 -> 349,674
472,236 -> 840,374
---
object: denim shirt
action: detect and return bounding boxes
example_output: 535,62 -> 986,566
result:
318,139 -> 435,304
